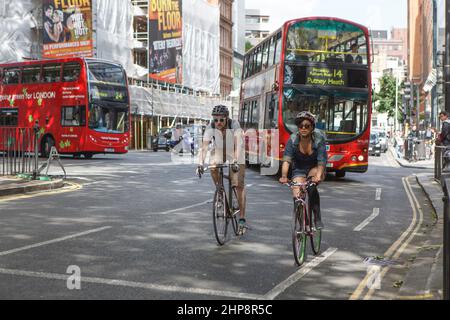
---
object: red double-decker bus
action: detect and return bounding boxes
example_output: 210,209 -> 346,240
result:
240,17 -> 372,177
0,58 -> 130,159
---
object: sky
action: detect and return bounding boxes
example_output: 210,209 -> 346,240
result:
245,0 -> 407,33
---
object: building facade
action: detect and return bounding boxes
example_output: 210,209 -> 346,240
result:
245,9 -> 270,47
219,0 -> 234,97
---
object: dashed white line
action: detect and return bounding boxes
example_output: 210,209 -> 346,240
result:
354,208 -> 380,232
376,188 -> 382,201
0,227 -> 112,257
152,200 -> 212,215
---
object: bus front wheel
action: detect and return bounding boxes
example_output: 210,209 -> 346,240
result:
41,136 -> 55,158
84,153 -> 94,159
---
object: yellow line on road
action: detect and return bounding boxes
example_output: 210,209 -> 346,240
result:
349,176 -> 421,300
0,181 -> 82,203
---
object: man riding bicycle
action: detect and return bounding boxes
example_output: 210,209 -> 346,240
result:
197,105 -> 248,233
279,111 -> 327,230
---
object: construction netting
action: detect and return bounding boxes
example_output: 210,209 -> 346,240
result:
129,84 -> 231,120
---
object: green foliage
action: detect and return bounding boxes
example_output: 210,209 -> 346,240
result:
245,41 -> 254,52
373,74 -> 403,122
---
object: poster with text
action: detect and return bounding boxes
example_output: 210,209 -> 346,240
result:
149,0 -> 183,83
42,0 -> 93,58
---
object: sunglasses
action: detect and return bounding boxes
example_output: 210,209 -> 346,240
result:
214,118 -> 226,123
298,124 -> 312,130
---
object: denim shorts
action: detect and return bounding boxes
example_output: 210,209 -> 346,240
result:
292,168 -> 313,179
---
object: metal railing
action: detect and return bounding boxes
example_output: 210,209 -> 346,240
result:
1,127 -> 38,176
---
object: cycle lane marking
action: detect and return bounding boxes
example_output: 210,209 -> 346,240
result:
353,208 -> 380,232
0,226 -> 112,257
262,247 -> 338,300
362,176 -> 424,300
349,176 -> 422,300
151,200 -> 212,215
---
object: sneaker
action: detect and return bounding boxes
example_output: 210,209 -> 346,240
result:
238,219 -> 248,235
315,220 -> 324,231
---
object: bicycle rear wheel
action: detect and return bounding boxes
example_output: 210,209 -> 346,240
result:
213,188 -> 228,245
292,203 -> 307,266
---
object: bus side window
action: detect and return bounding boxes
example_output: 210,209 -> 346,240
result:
268,36 -> 276,66
0,108 -> 19,126
274,32 -> 282,64
43,64 -> 62,83
61,106 -> 86,127
22,65 -> 41,84
63,62 -> 81,82
3,68 -> 21,84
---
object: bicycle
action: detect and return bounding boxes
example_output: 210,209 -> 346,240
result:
198,163 -> 242,245
286,179 -> 322,266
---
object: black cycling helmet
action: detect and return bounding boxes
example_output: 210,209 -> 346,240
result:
295,111 -> 316,128
211,105 -> 229,117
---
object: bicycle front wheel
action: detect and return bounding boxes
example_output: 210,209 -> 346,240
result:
310,206 -> 322,255
213,189 -> 228,245
292,204 -> 307,266
230,187 -> 240,236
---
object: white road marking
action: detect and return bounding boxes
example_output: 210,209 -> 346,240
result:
0,227 -> 112,257
0,268 -> 263,300
375,188 -> 382,201
263,248 -> 338,300
354,208 -> 380,232
152,200 -> 212,215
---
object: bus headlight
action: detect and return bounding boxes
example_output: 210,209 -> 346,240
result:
351,156 -> 357,162
358,155 -> 364,161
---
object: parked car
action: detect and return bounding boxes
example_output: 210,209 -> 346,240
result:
372,129 -> 388,153
369,133 -> 382,157
152,127 -> 172,152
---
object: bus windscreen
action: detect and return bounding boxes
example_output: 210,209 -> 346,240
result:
286,20 -> 368,65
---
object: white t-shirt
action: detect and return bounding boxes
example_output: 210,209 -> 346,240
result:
203,119 -> 243,163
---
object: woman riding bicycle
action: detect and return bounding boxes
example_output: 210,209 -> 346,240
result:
279,111 -> 327,229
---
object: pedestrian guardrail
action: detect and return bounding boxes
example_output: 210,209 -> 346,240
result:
1,127 -> 38,176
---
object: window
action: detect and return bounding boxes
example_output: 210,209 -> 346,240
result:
61,106 -> 86,127
22,65 -> 41,84
2,68 -> 21,84
255,47 -> 262,73
268,36 -> 276,66
251,100 -> 259,127
0,108 -> 18,126
274,32 -> 282,64
262,41 -> 269,69
63,62 -> 81,82
42,64 -> 61,83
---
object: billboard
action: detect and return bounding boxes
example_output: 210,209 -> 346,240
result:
149,0 -> 183,83
42,0 -> 93,58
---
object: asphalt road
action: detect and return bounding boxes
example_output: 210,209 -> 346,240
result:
0,149 -> 432,300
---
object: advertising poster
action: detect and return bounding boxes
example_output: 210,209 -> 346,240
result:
149,0 -> 183,83
42,0 -> 93,58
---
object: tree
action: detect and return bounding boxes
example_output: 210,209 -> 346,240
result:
373,74 -> 404,123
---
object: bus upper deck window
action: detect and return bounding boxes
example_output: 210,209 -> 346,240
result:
43,64 -> 61,83
22,66 -> 41,84
3,68 -> 21,84
63,62 -> 81,82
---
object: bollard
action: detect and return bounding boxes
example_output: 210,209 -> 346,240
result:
32,121 -> 39,180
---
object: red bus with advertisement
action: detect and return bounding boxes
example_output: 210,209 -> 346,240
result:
0,58 -> 130,159
239,17 -> 372,177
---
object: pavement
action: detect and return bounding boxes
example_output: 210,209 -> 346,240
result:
0,175 -> 64,197
388,145 -> 445,300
